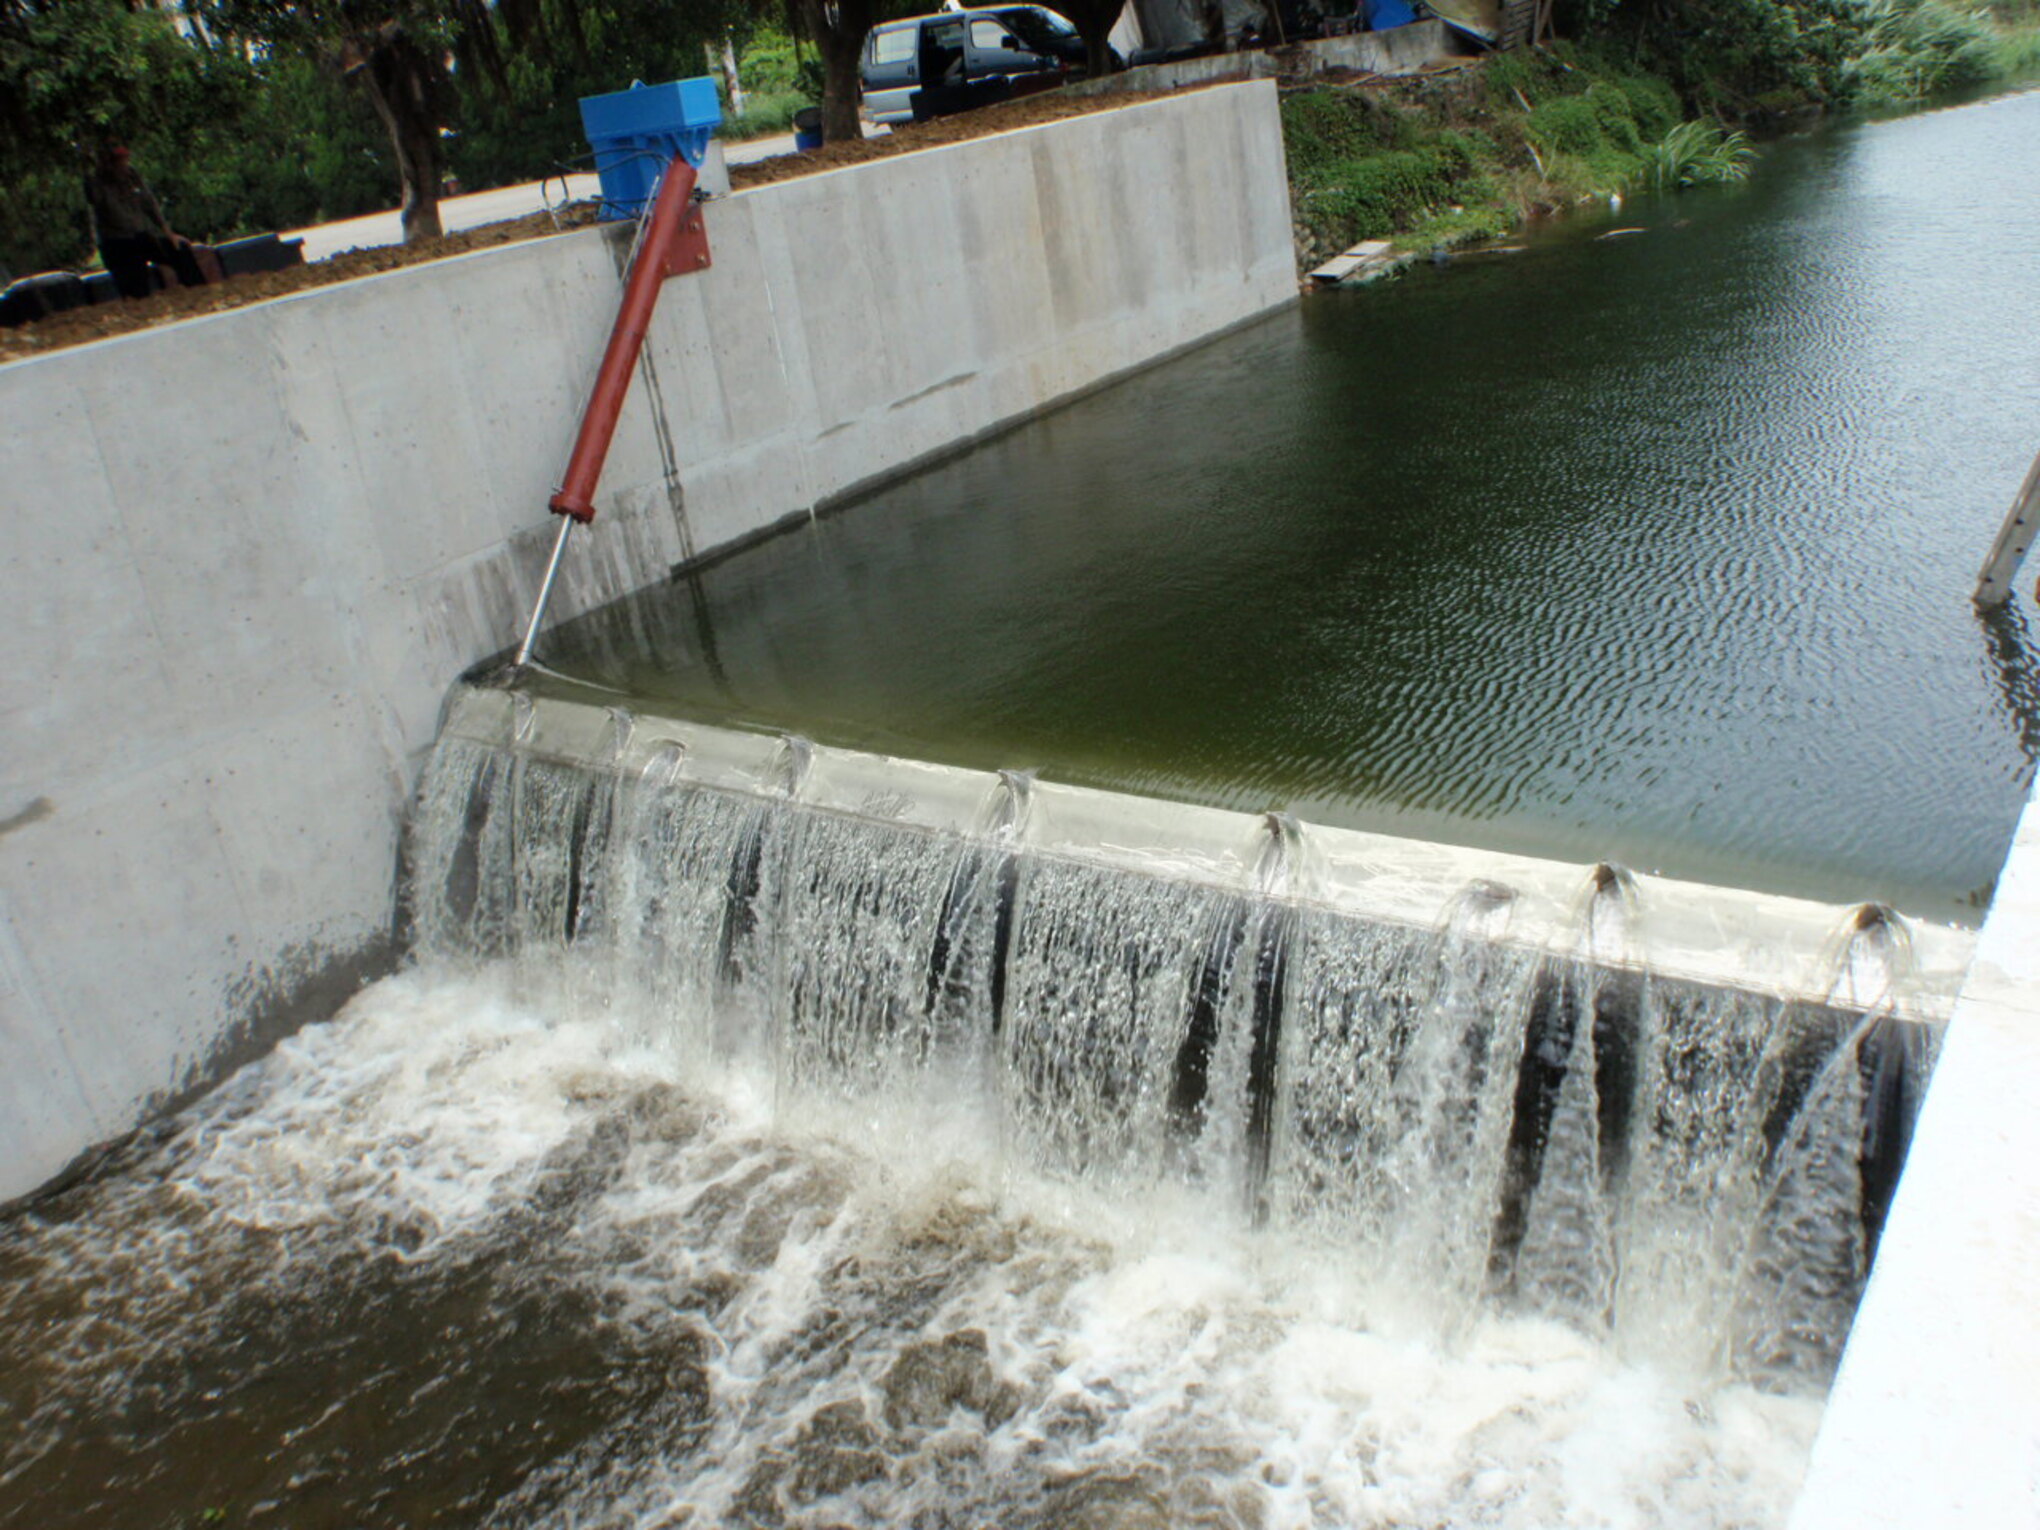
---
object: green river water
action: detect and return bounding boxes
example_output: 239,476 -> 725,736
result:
549,86 -> 2040,924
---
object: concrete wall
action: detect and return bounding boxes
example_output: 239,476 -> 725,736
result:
1788,785 -> 2040,1530
1071,20 -> 1458,98
0,82 -> 1297,1204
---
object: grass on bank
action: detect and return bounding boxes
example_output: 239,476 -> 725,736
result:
1282,49 -> 1756,266
1283,2 -> 2037,273
1984,0 -> 2040,79
722,90 -> 815,141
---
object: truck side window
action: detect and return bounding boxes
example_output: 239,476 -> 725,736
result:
924,19 -> 966,81
970,17 -> 1017,52
871,25 -> 916,63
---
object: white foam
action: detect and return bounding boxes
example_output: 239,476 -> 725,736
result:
174,968 -> 678,1257
2,964 -> 1825,1526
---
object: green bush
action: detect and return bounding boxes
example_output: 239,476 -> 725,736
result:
1289,124 -> 1480,244
1481,48 -> 1564,109
724,89 -> 812,139
1525,94 -> 1604,154
1281,88 -> 1414,178
1992,22 -> 2040,76
1645,120 -> 1757,188
737,26 -> 812,99
1843,0 -> 2000,98
1598,0 -> 2020,111
1611,73 -> 1682,139
1523,80 -> 1663,191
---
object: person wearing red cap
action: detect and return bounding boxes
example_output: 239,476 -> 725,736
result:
83,142 -> 209,300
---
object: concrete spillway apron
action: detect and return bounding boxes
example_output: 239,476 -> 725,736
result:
514,155 -> 712,667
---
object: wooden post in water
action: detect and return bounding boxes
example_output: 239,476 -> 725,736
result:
1975,447 -> 2040,610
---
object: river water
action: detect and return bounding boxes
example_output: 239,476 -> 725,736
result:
4,89 -> 2037,1530
550,86 -> 2040,925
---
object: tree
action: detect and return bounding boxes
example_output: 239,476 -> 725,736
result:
340,22 -> 456,238
448,0 -> 751,194
1053,0 -> 1124,77
0,0 -> 249,270
195,0 -> 483,242
0,0 -> 756,274
783,0 -> 874,142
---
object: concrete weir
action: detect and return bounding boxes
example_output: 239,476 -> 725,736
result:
0,81 -> 1298,1204
5,63 -> 2040,1527
436,684 -> 1982,1017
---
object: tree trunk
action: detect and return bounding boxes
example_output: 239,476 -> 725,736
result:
793,0 -> 869,143
1066,0 -> 1123,75
355,35 -> 445,243
1085,28 -> 1114,76
818,28 -> 864,143
719,33 -> 746,117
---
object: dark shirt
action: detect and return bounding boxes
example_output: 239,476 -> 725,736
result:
84,168 -> 171,245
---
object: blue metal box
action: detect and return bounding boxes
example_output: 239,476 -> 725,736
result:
579,77 -> 722,221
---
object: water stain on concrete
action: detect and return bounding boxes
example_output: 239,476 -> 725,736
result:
0,797 -> 54,840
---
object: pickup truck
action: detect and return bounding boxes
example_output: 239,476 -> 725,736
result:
860,6 -> 1102,125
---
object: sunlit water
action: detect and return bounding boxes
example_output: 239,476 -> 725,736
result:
547,88 -> 2040,924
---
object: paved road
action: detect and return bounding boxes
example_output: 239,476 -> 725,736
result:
287,132 -> 802,263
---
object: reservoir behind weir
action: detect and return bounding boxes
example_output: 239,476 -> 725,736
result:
547,86 -> 2040,926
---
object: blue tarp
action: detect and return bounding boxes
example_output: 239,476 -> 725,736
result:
1364,0 -> 1419,28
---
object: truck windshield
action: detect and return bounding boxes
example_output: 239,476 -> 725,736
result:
997,8 -> 1077,50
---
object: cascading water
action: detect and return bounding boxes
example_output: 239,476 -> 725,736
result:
0,682 -> 1972,1528
404,684 -> 1948,1379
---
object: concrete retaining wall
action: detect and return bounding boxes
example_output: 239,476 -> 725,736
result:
0,82 -> 1297,1203
1071,20 -> 1459,97
1788,787 -> 2040,1530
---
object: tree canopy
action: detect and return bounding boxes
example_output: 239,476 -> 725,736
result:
0,0 -> 2021,277
0,0 -> 756,273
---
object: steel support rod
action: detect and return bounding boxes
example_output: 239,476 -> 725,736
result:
1975,445 -> 2040,610
514,516 -> 575,668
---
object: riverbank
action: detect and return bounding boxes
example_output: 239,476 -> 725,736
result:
1286,21 -> 2040,276
1284,48 -> 1756,275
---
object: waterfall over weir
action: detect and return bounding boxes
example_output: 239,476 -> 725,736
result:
413,682 -> 1970,1390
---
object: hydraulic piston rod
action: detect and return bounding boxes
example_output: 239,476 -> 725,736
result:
513,154 -> 711,667
513,516 -> 578,668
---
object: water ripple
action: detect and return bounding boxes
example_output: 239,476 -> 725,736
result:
548,91 -> 2040,921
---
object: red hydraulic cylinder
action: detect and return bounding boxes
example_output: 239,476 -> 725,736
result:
548,156 -> 712,524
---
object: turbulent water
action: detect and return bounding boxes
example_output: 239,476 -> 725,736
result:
0,720 -> 1926,1527
0,968 -> 1829,1530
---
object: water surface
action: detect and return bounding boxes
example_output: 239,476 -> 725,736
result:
550,89 -> 2040,921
